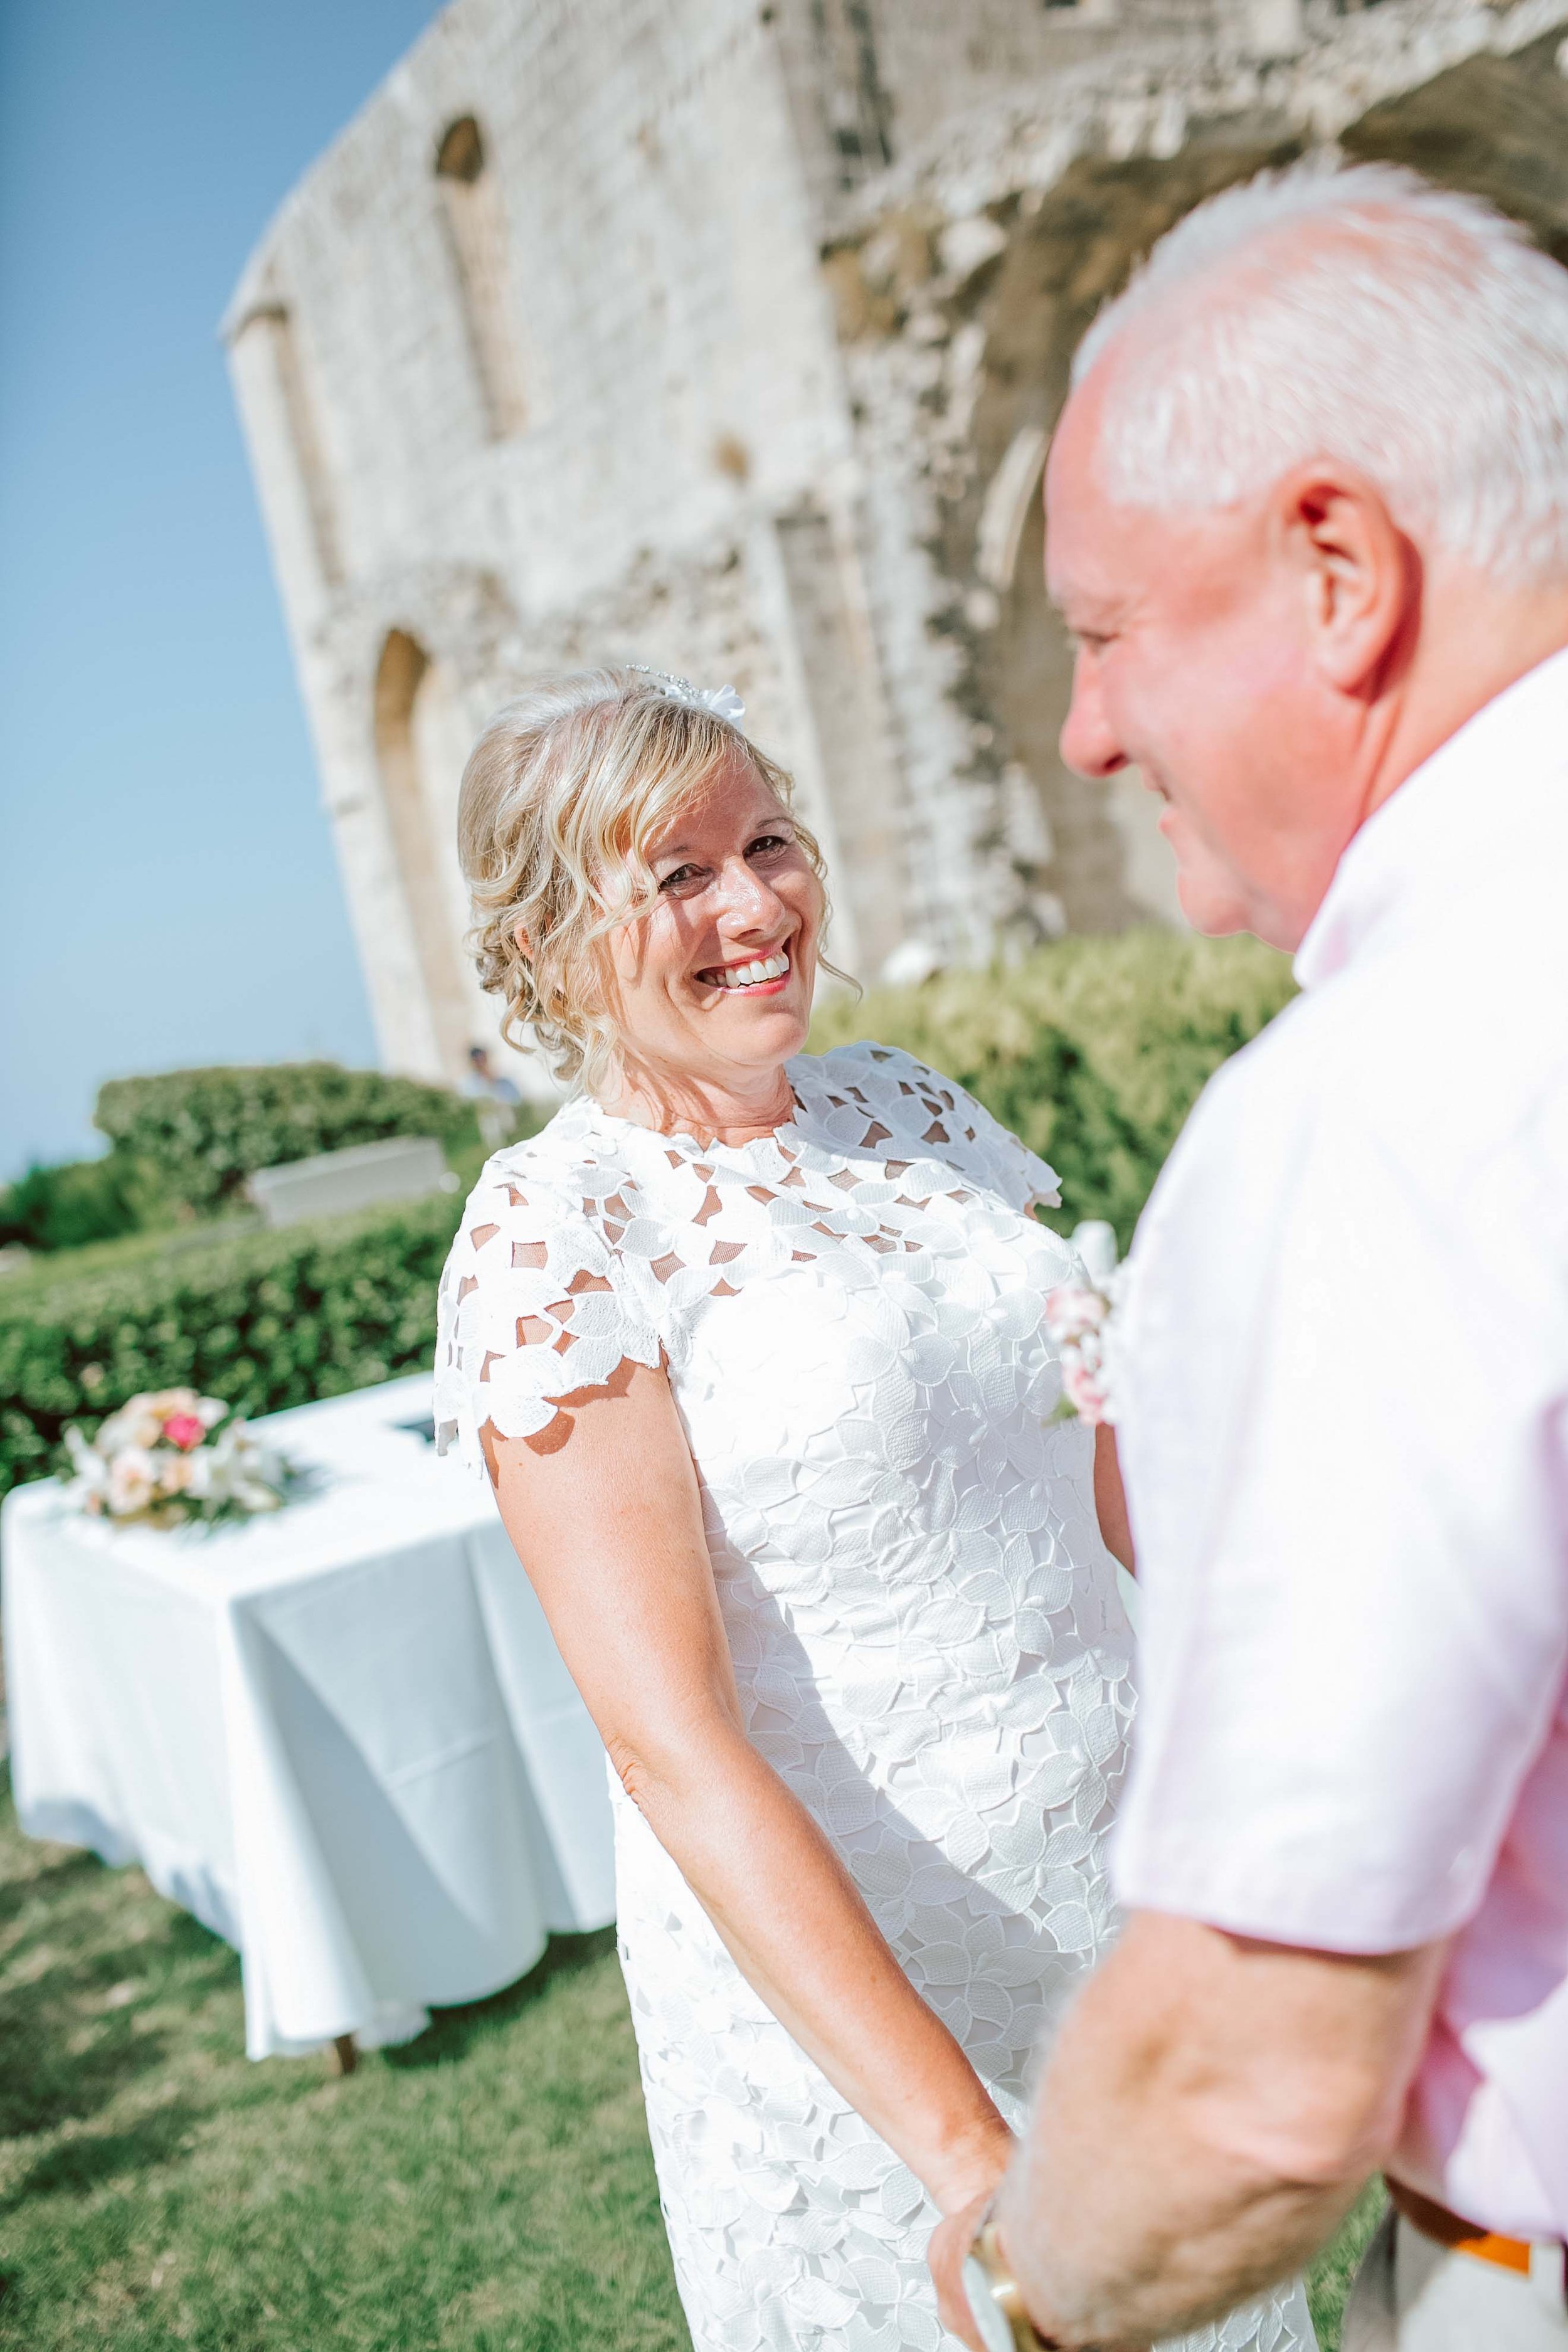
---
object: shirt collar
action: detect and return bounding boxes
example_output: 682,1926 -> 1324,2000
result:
1293,644 -> 1568,990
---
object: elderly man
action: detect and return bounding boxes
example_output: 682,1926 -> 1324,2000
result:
933,162 -> 1568,2351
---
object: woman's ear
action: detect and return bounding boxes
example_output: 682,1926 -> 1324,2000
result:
512,922 -> 533,962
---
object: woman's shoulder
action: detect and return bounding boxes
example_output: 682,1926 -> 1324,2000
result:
798,1037 -> 948,1099
798,1039 -> 982,1135
452,1099 -> 631,1248
797,1040 -> 1059,1212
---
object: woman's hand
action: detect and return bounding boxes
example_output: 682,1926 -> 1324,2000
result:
482,1355 -> 1010,2211
929,2183 -> 1003,2351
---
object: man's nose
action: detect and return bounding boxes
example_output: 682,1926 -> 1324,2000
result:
1059,656 -> 1129,781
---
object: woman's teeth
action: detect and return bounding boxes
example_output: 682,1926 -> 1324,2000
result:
706,950 -> 790,991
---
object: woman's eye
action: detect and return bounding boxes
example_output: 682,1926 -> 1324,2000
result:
658,863 -> 704,893
748,834 -> 791,857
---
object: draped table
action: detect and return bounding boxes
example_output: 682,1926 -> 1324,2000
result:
0,1374 -> 615,2059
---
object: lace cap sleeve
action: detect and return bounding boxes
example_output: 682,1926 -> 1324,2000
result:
433,1153 -> 662,1477
825,1041 -> 1061,1214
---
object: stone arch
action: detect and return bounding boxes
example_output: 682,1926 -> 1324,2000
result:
434,114 -> 529,439
374,628 -> 480,1085
951,146 -> 1295,936
229,300 -> 343,591
935,24 -> 1568,940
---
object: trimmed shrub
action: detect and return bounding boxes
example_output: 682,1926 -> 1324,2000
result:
0,1155 -> 146,1254
0,1192 -> 462,1502
93,1062 -> 481,1219
810,928 -> 1295,1248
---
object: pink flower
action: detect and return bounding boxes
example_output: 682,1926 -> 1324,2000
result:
1045,1262 -> 1123,1428
162,1412 -> 206,1453
1064,1357 -> 1112,1423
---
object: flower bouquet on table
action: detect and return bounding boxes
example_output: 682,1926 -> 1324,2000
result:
63,1389 -> 294,1529
1046,1219 -> 1125,1428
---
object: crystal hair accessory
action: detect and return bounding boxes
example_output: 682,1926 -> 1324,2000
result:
628,665 -> 746,726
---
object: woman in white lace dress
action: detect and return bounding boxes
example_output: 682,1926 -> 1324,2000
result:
434,669 -> 1315,2352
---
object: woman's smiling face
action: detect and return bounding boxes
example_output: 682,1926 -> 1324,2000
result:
601,751 -> 824,1096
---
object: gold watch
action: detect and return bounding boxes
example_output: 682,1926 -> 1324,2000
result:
960,2201 -> 1052,2352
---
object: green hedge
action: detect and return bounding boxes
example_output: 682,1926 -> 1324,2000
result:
93,1062 -> 480,1220
1,931 -> 1294,1502
0,1155 -> 147,1254
0,1193 -> 462,1502
811,928 -> 1295,1249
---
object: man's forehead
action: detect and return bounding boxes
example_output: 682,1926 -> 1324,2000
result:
1044,391 -> 1136,613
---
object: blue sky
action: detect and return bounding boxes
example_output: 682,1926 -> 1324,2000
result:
0,0 -> 442,1180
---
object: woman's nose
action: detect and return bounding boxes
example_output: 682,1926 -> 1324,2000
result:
716,856 -> 783,931
1059,653 -> 1129,781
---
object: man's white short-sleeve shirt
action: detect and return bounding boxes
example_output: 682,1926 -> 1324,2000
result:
1111,649 -> 1568,2240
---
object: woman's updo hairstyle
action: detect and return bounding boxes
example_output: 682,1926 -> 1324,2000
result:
457,666 -> 829,1091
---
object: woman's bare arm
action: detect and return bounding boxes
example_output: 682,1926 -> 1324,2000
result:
1094,1423 -> 1136,1574
483,1357 -> 1012,2213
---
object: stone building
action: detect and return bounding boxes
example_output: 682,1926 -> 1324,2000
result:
226,0 -> 1568,1096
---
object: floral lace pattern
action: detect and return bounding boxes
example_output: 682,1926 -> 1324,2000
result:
436,1045 -> 1315,2352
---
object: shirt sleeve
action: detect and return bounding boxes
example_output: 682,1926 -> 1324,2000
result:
433,1159 -> 662,1479
1111,1070 -> 1568,1953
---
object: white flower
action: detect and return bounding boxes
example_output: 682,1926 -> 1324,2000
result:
106,1446 -> 158,1517
63,1426 -> 110,1512
95,1401 -> 162,1455
695,682 -> 746,724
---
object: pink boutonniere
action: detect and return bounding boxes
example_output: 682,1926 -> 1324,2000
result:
1046,1221 -> 1125,1428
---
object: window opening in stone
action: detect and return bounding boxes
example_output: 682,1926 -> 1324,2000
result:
434,115 -> 529,440
239,304 -> 343,588
374,628 -> 477,1084
813,0 -> 893,189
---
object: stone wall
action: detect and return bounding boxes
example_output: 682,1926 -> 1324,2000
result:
226,0 -> 1568,1095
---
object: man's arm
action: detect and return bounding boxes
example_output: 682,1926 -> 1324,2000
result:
932,1909 -> 1448,2349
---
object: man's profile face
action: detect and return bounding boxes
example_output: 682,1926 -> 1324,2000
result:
1044,369 -> 1357,951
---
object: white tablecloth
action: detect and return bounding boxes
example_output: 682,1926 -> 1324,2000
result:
0,1375 -> 615,2058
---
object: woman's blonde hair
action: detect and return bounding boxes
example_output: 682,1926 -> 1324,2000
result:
457,667 -> 832,1090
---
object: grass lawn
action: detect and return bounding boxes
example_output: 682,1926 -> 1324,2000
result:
0,1764 -> 1379,2350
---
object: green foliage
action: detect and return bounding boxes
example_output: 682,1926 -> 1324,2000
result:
811,928 -> 1296,1248
93,1062 -> 482,1219
0,1775 -> 686,2352
0,1192 -> 463,1502
0,1156 -> 146,1254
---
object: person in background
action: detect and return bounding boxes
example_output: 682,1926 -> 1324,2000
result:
933,162 -> 1568,2352
462,1042 -> 522,1150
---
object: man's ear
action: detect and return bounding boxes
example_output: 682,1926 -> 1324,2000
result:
1273,464 -> 1417,699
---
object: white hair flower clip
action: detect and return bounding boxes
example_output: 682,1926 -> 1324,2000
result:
629,665 -> 746,726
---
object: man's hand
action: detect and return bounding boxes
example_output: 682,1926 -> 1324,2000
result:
928,2185 -> 993,2351
993,1913 -> 1444,2346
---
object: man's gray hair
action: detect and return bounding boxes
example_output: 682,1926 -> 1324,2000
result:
1073,160 -> 1568,587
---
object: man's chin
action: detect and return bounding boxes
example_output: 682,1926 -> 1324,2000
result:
1174,870 -> 1255,940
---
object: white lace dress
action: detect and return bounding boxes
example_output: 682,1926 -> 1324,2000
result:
435,1042 -> 1315,2352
